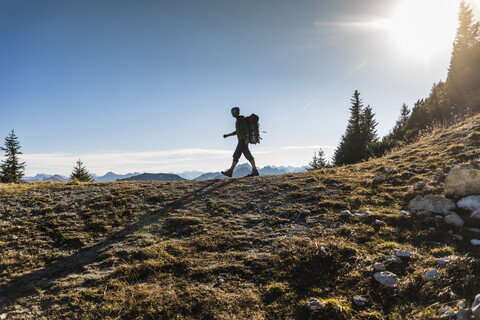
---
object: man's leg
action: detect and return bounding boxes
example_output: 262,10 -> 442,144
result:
244,147 -> 259,176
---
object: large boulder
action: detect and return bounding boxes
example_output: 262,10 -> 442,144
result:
445,167 -> 480,197
409,195 -> 456,215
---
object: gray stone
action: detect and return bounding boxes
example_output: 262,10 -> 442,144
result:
413,181 -> 427,191
399,210 -> 409,217
434,170 -> 446,181
375,219 -> 386,226
425,268 -> 440,281
374,175 -> 385,183
409,195 -> 456,215
445,167 -> 480,197
386,167 -> 397,175
436,257 -> 451,268
473,209 -> 480,220
374,262 -> 386,271
306,298 -> 325,311
472,293 -> 480,320
469,228 -> 480,234
318,247 -> 329,257
457,196 -> 480,212
341,210 -> 352,217
471,240 -> 480,245
383,255 -> 401,263
353,295 -> 366,306
445,213 -> 465,228
429,227 -> 436,231
457,308 -> 471,320
453,234 -> 464,241
394,249 -> 414,258
374,271 -> 399,287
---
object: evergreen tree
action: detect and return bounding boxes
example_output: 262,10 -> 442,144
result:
398,103 -> 410,128
361,105 -> 378,143
307,149 -> 328,171
391,103 -> 410,140
446,1 -> 480,110
70,159 -> 94,182
361,105 -> 379,159
0,130 -> 26,183
334,90 -> 364,165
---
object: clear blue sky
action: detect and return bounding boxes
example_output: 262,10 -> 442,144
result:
0,0 -> 474,175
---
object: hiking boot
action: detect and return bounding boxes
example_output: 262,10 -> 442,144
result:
221,168 -> 233,177
247,169 -> 259,177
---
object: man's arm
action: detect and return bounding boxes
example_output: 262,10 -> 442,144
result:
223,131 -> 236,138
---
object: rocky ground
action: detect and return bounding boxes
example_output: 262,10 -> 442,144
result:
1,115 -> 480,319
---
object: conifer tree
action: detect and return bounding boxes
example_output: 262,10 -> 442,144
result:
333,90 -> 364,165
0,130 -> 26,183
70,159 -> 94,182
307,149 -> 328,171
398,103 -> 410,128
361,105 -> 378,143
446,1 -> 480,110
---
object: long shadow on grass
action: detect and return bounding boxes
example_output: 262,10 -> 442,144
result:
0,178 -> 236,308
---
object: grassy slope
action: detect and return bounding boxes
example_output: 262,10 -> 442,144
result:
1,115 -> 480,319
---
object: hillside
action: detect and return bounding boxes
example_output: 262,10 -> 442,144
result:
1,115 -> 480,319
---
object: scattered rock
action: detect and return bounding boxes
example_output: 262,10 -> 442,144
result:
383,255 -> 401,263
436,257 -> 451,268
373,175 -> 385,183
413,181 -> 427,191
300,208 -> 311,215
302,237 -> 311,244
341,210 -> 352,218
445,167 -> 480,197
374,262 -> 386,271
318,247 -> 329,257
306,298 -> 325,311
425,268 -> 440,281
434,170 -> 446,181
354,210 -> 372,218
435,215 -> 444,220
394,249 -> 414,258
386,167 -> 397,175
409,195 -> 456,215
472,294 -> 480,320
453,234 -> 464,241
428,227 -> 436,232
457,308 -> 471,320
469,228 -> 480,234
399,210 -> 409,217
353,295 -> 367,307
457,195 -> 480,212
472,210 -> 480,220
471,240 -> 480,245
445,213 -> 465,228
375,219 -> 386,226
373,271 -> 399,287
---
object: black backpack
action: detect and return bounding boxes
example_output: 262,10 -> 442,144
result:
245,113 -> 261,144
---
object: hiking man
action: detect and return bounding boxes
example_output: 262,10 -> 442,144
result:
221,106 -> 259,177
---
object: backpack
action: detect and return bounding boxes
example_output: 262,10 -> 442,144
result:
245,113 -> 261,144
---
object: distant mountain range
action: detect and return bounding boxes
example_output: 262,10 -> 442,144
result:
24,165 -> 307,183
116,173 -> 185,182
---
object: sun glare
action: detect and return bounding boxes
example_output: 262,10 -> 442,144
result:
386,0 -> 459,61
